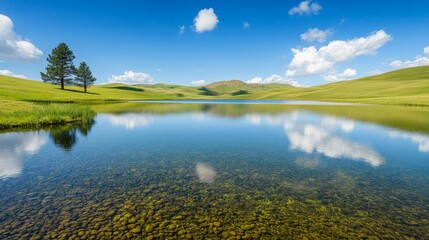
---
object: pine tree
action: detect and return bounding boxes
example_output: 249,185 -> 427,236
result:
41,43 -> 75,90
74,62 -> 96,93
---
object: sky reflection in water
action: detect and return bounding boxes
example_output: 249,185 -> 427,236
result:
0,132 -> 47,179
1,103 -> 428,238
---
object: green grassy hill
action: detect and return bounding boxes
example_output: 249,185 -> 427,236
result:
1,66 -> 429,105
255,66 -> 429,105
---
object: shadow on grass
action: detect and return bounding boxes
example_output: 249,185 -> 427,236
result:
108,86 -> 145,92
60,88 -> 100,95
198,87 -> 218,96
231,90 -> 249,96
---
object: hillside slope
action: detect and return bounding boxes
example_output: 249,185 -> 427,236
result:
256,66 -> 429,105
1,66 -> 429,105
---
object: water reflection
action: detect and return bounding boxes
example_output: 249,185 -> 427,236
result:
0,132 -> 48,179
241,112 -> 383,167
49,120 -> 95,151
389,131 -> 429,153
107,114 -> 154,130
322,116 -> 355,133
285,121 -> 383,167
196,163 -> 217,184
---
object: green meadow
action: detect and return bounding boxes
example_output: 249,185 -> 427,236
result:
1,65 -> 429,129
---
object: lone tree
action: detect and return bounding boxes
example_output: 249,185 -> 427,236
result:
74,62 -> 96,93
41,43 -> 75,90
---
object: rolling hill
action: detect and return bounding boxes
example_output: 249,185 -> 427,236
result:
0,66 -> 429,105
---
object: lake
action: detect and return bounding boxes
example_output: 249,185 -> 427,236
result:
1,101 -> 428,239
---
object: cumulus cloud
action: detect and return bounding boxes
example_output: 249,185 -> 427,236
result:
194,8 -> 219,33
196,163 -> 217,184
389,57 -> 429,69
0,132 -> 48,179
109,71 -> 154,84
0,69 -> 27,79
179,25 -> 185,34
322,68 -> 357,82
389,46 -> 429,69
107,114 -> 154,130
242,21 -> 250,29
191,80 -> 206,86
301,28 -> 333,43
247,74 -> 301,87
0,14 -> 42,61
286,30 -> 391,77
289,1 -> 322,16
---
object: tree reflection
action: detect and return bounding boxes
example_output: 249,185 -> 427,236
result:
49,119 -> 95,151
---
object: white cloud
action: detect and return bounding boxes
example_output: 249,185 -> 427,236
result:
286,30 -> 391,76
247,74 -> 302,87
322,68 -> 357,82
108,71 -> 154,84
300,28 -> 333,43
389,57 -> 429,69
0,14 -> 43,61
179,25 -> 185,34
194,8 -> 219,33
242,21 -> 250,29
289,1 -> 322,16
0,69 -> 27,79
156,68 -> 162,72
196,163 -> 217,184
107,114 -> 154,130
191,80 -> 206,86
389,46 -> 429,69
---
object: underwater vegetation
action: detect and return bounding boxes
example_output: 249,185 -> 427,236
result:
0,144 -> 428,239
0,103 -> 428,239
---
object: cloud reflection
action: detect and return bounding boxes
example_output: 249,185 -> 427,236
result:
245,111 -> 299,126
389,131 -> 429,153
0,132 -> 47,179
285,122 -> 383,167
322,116 -> 355,133
196,163 -> 217,184
107,114 -> 154,130
244,112 -> 381,167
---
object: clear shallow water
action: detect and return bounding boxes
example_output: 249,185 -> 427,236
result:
136,99 -> 359,105
1,102 -> 429,239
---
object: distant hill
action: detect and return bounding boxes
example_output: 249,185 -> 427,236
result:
253,66 -> 429,105
1,66 -> 429,105
206,80 -> 246,88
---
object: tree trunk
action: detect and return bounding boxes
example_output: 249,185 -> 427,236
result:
84,81 -> 87,93
61,77 -> 64,90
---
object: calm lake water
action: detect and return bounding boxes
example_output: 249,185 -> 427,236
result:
1,102 -> 428,239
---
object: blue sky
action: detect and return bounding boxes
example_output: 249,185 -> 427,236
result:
1,0 -> 429,86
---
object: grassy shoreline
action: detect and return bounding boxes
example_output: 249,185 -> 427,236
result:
1,65 -> 429,130
0,100 -> 96,130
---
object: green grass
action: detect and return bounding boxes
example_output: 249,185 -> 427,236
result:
1,63 -> 429,130
253,66 -> 429,105
2,66 -> 429,105
0,100 -> 96,130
